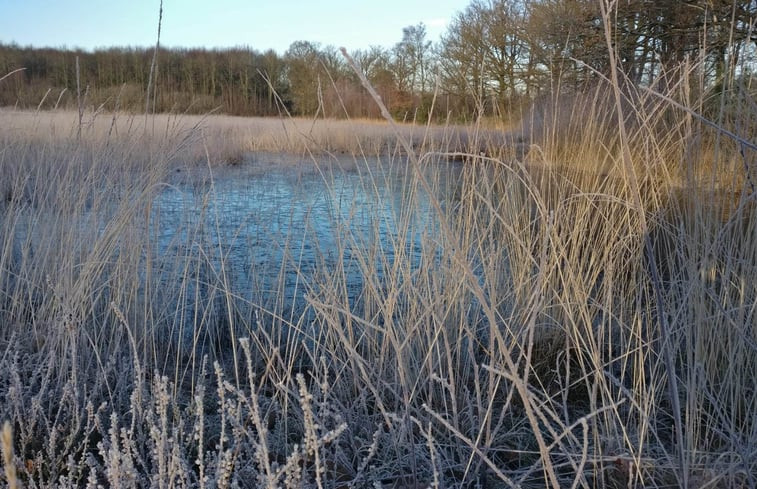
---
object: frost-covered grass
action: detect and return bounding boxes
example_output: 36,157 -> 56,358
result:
0,66 -> 755,488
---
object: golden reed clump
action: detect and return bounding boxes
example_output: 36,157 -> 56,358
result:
2,422 -> 18,489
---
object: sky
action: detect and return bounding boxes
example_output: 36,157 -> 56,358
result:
0,0 -> 468,54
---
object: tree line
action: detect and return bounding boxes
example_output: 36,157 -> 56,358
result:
1,0 -> 755,121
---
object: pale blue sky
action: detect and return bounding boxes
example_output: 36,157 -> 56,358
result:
0,1 -> 468,53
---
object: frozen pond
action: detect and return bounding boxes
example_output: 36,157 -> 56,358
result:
149,152 -> 464,326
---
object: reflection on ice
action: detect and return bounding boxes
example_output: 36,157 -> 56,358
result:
149,152 -> 463,333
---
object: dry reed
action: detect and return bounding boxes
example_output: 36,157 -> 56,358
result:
0,41 -> 755,488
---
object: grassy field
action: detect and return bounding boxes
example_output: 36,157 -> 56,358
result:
1,68 -> 756,488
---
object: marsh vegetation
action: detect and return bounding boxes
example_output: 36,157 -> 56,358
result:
1,1 -> 757,487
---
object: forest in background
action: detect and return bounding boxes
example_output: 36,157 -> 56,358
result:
1,0 -> 756,122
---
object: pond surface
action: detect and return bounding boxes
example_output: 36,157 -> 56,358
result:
150,152 -> 464,324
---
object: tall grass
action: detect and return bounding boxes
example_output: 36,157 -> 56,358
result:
1,48 -> 755,489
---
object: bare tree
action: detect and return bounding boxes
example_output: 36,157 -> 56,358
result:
438,0 -> 533,117
284,40 -> 322,115
395,23 -> 433,95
